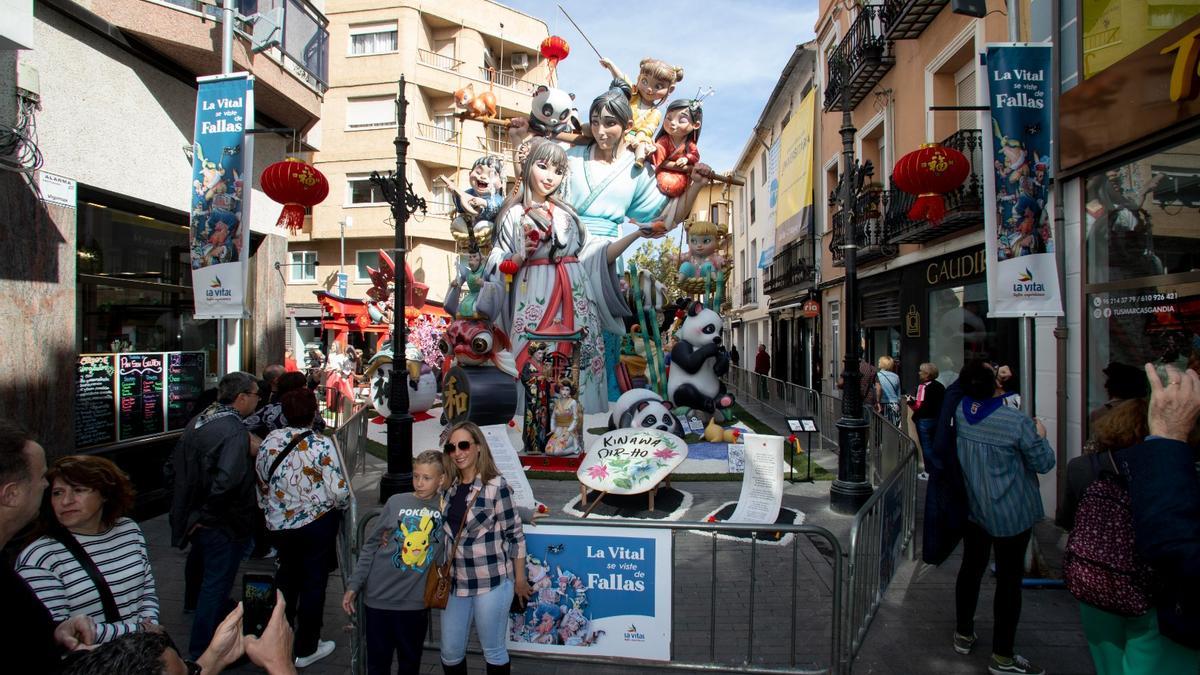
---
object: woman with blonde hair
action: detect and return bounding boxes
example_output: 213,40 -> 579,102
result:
439,421 -> 530,675
875,355 -> 902,426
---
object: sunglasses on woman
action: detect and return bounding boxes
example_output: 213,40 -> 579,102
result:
444,440 -> 473,454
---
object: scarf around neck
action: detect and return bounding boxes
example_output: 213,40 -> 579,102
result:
960,396 -> 1005,425
194,402 -> 240,429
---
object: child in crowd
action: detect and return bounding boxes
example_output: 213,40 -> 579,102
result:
342,451 -> 451,675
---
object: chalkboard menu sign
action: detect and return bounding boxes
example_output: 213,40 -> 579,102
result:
75,355 -> 117,448
118,354 -> 165,441
167,352 -> 206,431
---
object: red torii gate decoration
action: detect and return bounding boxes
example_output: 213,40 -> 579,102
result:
315,251 -> 446,350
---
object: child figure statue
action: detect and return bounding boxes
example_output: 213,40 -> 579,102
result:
439,155 -> 506,248
654,96 -> 707,198
599,57 -> 683,167
677,219 -> 726,282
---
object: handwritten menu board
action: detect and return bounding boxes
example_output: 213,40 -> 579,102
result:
167,352 -> 206,431
75,355 -> 117,448
117,354 -> 165,441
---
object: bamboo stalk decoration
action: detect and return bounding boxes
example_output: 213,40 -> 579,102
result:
628,263 -> 661,396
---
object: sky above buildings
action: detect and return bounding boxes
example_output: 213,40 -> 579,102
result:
497,0 -> 819,173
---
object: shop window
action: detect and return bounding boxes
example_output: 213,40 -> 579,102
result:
1083,0 -> 1200,79
760,152 -> 767,183
348,22 -> 398,56
347,177 -> 386,205
345,96 -> 396,130
928,283 -> 995,387
290,251 -> 317,282
1085,136 -> 1200,285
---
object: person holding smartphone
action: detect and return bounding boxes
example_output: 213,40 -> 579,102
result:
439,422 -> 532,675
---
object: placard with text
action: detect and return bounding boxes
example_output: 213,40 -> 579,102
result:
509,524 -> 672,661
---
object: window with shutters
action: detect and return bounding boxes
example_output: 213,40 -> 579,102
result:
955,61 -> 978,133
348,22 -> 398,56
345,96 -> 396,130
347,176 -> 385,205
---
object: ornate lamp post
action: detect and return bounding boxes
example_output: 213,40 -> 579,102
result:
829,54 -> 874,515
371,76 -> 426,501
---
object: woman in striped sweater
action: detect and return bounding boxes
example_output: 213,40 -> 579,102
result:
17,455 -> 159,644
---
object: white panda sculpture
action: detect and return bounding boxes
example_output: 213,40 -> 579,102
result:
608,388 -> 685,438
529,85 -> 579,137
667,301 -> 735,415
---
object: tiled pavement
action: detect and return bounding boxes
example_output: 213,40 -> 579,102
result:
145,400 -> 1093,674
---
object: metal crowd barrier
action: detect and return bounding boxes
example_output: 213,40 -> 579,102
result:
841,409 -> 919,664
725,366 -> 828,452
345,511 -> 847,674
332,403 -> 371,477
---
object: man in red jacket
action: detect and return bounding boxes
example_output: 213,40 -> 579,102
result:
754,345 -> 771,398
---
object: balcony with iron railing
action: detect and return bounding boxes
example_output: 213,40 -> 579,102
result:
417,49 -> 465,72
829,186 -> 897,267
764,238 -> 816,295
823,5 -> 894,112
480,67 -> 537,94
479,135 -> 514,155
885,128 -> 984,245
880,0 -> 949,41
742,277 -> 758,306
416,123 -> 460,145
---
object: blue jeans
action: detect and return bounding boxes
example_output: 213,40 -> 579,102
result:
188,527 -> 246,659
440,577 -> 513,666
915,418 -> 936,469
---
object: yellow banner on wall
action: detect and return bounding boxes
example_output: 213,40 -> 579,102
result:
775,90 -> 815,249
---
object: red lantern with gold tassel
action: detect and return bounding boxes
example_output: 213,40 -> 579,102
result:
891,143 -> 969,224
261,158 -> 329,233
540,35 -> 570,85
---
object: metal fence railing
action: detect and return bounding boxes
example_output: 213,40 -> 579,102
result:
842,411 -> 918,664
331,402 -> 371,477
345,511 -> 846,674
726,366 -> 831,450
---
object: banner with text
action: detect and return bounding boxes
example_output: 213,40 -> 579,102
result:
509,524 -> 672,661
190,73 -> 254,319
776,90 -> 815,249
982,44 -> 1062,317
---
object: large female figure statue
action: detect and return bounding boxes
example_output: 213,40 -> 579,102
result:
489,139 -> 656,414
508,88 -> 711,403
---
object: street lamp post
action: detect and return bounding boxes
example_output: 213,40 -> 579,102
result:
371,76 -> 426,502
829,54 -> 874,515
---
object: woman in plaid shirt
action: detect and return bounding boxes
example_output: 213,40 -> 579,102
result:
439,422 -> 532,675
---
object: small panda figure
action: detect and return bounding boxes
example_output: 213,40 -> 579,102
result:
608,388 -> 685,438
667,301 -> 735,415
529,85 -> 579,137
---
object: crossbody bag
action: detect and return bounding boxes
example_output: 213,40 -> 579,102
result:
49,529 -> 121,624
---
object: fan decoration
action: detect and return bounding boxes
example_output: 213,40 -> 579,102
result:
261,157 -> 329,233
891,143 -> 970,225
539,35 -> 570,85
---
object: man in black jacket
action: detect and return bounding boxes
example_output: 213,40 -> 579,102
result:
1114,363 -> 1200,650
166,371 -> 261,659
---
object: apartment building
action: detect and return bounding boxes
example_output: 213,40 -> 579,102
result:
285,0 -> 551,354
813,0 -> 1010,395
1,0 -> 327,510
728,43 -> 818,384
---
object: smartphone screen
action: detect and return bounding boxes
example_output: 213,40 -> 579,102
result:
242,574 -> 276,637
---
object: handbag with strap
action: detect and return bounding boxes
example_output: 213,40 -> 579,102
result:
266,430 -> 315,483
50,528 -> 122,624
425,491 -> 473,609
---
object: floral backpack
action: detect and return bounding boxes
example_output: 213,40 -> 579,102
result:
1062,453 -> 1155,617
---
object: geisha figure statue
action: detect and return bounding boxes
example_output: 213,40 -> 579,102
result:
444,229 -> 503,321
544,379 -> 582,456
520,341 -> 552,454
487,138 -> 660,414
439,155 -> 506,247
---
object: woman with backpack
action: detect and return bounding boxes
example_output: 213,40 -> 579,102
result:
1057,398 -> 1200,674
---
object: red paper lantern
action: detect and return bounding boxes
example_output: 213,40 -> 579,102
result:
540,36 -> 570,70
891,143 -> 969,225
261,158 -> 329,233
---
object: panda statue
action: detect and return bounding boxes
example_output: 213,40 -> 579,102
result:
608,388 -> 685,438
667,301 -> 735,416
529,85 -> 579,137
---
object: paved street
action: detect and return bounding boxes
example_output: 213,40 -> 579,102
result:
143,400 -> 1093,674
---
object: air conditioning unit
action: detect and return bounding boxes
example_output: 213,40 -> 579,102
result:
247,8 -> 283,54
511,53 -> 530,71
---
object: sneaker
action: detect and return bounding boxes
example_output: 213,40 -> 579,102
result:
295,640 -> 335,668
918,472 -> 930,481
989,654 -> 1045,675
953,631 -> 977,655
